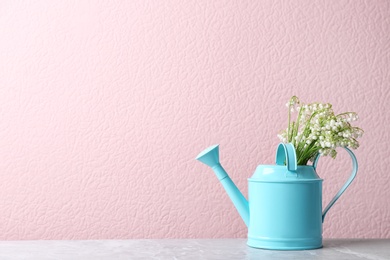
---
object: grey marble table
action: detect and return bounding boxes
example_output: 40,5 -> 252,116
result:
0,239 -> 388,260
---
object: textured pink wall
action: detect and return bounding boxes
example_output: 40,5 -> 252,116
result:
0,0 -> 389,240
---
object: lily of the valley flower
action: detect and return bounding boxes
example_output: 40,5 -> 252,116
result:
278,96 -> 363,165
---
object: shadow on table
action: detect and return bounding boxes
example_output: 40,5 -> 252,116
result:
323,238 -> 385,249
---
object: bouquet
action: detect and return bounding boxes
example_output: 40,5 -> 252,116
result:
278,96 -> 364,165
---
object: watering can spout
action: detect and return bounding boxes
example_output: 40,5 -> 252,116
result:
196,145 -> 250,227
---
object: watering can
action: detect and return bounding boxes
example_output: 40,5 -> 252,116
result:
196,143 -> 357,250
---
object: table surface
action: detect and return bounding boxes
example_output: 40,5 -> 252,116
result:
0,239 -> 388,260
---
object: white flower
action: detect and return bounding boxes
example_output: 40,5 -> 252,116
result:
278,96 -> 363,165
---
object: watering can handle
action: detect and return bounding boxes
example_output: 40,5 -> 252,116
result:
312,148 -> 358,223
275,143 -> 297,171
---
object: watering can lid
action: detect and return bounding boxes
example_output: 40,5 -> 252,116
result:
249,143 -> 322,182
250,165 -> 322,182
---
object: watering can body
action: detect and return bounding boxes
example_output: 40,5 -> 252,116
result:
196,143 -> 358,250
248,165 -> 323,249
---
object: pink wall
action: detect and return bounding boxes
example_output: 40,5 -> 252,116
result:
0,0 -> 389,240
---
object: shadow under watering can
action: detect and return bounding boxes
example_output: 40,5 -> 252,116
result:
196,143 -> 358,250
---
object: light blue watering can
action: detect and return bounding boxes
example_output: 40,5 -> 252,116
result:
196,143 -> 358,250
